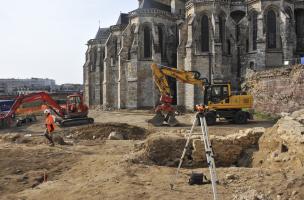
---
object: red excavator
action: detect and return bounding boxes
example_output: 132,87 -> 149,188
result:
0,92 -> 94,127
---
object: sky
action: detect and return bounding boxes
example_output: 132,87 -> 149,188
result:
0,0 -> 138,84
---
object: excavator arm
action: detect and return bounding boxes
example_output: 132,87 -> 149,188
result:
149,64 -> 209,126
151,63 -> 208,91
0,92 -> 66,120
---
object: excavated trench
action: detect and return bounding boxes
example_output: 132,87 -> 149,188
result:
132,128 -> 266,168
133,111 -> 304,172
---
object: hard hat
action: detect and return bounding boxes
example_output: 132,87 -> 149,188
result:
44,109 -> 51,115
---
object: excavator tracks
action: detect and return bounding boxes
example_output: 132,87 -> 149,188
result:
59,117 -> 94,127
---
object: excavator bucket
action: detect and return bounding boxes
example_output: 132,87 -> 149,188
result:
166,113 -> 179,127
148,111 -> 165,126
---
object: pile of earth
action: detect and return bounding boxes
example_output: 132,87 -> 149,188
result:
131,127 -> 265,167
252,109 -> 304,170
131,132 -> 187,166
68,123 -> 149,141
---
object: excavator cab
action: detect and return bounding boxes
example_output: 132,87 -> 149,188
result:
67,95 -> 81,113
205,84 -> 231,105
66,94 -> 88,118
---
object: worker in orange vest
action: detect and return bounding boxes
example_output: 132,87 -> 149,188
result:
44,109 -> 55,146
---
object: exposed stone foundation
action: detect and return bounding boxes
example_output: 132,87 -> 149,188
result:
244,65 -> 304,115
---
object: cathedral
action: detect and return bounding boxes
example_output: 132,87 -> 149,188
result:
83,0 -> 304,110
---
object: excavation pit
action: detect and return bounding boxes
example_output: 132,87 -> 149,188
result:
132,127 -> 265,168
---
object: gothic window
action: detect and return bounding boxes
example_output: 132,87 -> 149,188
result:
227,39 -> 231,55
114,37 -> 118,57
144,26 -> 152,58
252,13 -> 258,50
267,10 -> 277,49
295,9 -> 304,52
93,49 -> 98,66
90,48 -> 96,71
236,25 -> 240,42
246,39 -> 249,53
201,15 -> 209,52
100,51 -> 104,71
219,16 -> 225,44
128,48 -> 131,60
158,25 -> 166,60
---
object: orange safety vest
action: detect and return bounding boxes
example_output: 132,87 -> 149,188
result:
45,114 -> 55,133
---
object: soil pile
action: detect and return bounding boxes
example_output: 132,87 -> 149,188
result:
252,109 -> 304,169
133,132 -> 187,166
69,123 -> 149,141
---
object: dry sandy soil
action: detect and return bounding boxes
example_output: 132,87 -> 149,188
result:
0,110 -> 303,200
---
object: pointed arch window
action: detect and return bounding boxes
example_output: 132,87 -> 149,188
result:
144,26 -> 152,58
201,15 -> 209,52
114,38 -> 118,57
219,16 -> 225,44
227,39 -> 231,55
93,49 -> 98,66
252,13 -> 258,50
158,25 -> 166,60
267,10 -> 277,49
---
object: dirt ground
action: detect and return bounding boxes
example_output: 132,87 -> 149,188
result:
0,110 -> 302,200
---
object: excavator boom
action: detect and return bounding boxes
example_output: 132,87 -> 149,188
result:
0,92 -> 65,120
151,63 -> 208,96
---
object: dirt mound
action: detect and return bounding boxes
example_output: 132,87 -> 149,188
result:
252,109 -> 304,170
69,123 -> 149,141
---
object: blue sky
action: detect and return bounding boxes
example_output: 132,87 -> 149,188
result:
0,0 -> 138,84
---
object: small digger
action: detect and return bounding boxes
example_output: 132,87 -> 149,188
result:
0,92 -> 94,129
148,63 -> 254,127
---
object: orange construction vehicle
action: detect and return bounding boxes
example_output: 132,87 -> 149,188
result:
0,92 -> 94,128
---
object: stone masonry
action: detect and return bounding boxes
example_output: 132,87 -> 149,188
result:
83,0 -> 304,110
244,64 -> 304,115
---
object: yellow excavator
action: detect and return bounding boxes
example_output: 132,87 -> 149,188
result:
148,63 -> 254,127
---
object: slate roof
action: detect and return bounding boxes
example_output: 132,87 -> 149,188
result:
139,0 -> 171,12
95,28 -> 110,40
116,13 -> 129,25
